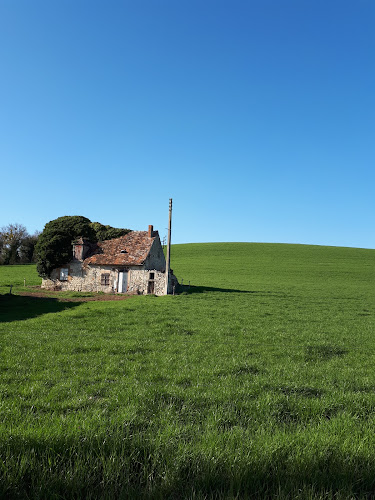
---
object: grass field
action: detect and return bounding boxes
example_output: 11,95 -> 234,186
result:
1,243 -> 374,499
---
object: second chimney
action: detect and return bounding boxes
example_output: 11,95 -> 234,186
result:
148,225 -> 153,237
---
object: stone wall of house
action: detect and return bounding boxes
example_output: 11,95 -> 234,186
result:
41,263 -> 117,293
168,272 -> 179,294
41,263 -> 169,296
128,269 -> 166,296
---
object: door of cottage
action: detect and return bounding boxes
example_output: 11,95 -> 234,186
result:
118,271 -> 128,293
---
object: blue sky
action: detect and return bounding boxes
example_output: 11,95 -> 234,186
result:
1,0 -> 374,248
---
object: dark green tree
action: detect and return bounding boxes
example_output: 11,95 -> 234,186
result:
35,216 -> 96,278
90,222 -> 130,241
19,232 -> 40,263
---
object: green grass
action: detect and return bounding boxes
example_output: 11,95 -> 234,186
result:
0,264 -> 41,292
1,243 -> 374,498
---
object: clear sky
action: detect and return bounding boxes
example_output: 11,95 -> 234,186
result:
1,0 -> 374,248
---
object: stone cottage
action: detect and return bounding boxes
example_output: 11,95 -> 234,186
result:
41,225 -> 177,296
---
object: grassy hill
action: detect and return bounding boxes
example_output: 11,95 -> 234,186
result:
1,243 -> 374,498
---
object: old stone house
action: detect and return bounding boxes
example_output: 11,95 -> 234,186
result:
41,225 -> 177,296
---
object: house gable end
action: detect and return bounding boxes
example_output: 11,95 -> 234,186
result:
144,234 -> 166,271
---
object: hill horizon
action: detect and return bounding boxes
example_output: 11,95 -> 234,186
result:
173,241 -> 375,251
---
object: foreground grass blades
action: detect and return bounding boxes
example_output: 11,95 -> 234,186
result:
1,243 -> 374,498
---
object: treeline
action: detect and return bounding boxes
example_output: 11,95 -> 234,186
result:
0,217 -> 132,268
0,224 -> 40,265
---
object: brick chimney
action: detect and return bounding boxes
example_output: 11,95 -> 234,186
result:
72,237 -> 91,261
148,225 -> 153,237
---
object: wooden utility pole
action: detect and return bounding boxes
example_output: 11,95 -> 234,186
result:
165,198 -> 172,295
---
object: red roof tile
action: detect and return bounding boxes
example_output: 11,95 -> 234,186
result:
84,231 -> 155,266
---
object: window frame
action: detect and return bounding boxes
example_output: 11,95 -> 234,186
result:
60,268 -> 69,281
101,273 -> 110,286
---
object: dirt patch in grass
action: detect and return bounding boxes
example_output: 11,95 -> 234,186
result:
17,289 -> 133,302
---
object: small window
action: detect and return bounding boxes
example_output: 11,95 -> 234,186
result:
149,272 -> 155,280
60,268 -> 69,281
101,273 -> 110,286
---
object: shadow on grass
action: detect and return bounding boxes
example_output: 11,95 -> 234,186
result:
0,294 -> 80,323
2,433 -> 375,499
182,285 -> 284,295
305,345 -> 348,362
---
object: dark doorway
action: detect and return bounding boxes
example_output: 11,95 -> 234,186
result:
147,280 -> 155,294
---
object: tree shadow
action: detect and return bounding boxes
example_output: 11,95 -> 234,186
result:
2,432 -> 373,499
0,294 -> 81,323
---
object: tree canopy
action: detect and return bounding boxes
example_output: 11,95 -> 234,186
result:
35,216 -> 130,278
90,222 -> 130,242
0,223 -> 39,265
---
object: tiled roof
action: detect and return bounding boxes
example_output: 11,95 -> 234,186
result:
84,231 -> 155,266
